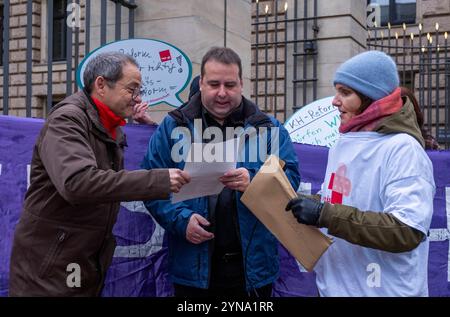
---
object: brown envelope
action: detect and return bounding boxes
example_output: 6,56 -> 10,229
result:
241,155 -> 332,272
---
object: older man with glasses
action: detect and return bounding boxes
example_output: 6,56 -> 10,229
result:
9,52 -> 190,297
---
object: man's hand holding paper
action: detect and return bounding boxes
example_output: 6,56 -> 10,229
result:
219,167 -> 250,192
172,138 -> 239,203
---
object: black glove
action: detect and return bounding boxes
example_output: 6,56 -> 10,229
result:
285,196 -> 324,226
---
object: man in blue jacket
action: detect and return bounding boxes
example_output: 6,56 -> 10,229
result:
142,47 -> 300,297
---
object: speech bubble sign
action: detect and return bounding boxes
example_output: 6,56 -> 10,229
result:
284,96 -> 341,148
76,38 -> 192,107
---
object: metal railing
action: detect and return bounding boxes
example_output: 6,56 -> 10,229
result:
367,23 -> 450,149
252,0 -> 449,149
251,0 -> 318,122
1,0 -> 137,117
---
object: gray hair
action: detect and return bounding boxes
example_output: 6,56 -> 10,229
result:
83,51 -> 139,93
201,47 -> 242,79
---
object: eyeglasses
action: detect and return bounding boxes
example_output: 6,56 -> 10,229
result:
103,77 -> 144,100
127,86 -> 145,101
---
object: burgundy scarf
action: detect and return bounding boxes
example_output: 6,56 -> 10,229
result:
339,87 -> 403,133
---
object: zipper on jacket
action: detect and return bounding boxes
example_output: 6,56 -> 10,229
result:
38,230 -> 67,278
206,196 -> 217,288
197,253 -> 201,281
234,191 -> 253,292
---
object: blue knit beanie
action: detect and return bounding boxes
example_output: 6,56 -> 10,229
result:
333,51 -> 399,101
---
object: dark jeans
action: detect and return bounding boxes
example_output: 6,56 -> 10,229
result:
174,282 -> 273,298
173,251 -> 273,298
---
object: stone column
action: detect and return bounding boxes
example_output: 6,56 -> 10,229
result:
314,0 -> 368,101
280,0 -> 368,119
417,0 -> 450,31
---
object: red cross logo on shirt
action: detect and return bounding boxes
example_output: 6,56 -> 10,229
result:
327,164 -> 351,204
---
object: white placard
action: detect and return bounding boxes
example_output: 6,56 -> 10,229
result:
284,97 -> 341,148
76,39 -> 192,107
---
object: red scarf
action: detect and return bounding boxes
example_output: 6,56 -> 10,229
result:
92,97 -> 126,140
339,87 -> 403,133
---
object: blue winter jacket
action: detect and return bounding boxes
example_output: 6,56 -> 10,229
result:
141,94 -> 300,290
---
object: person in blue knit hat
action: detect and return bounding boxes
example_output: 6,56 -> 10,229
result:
333,50 -> 399,101
286,50 -> 436,296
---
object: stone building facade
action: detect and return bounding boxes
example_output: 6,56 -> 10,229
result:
0,0 -> 449,128
0,0 -> 251,122
251,0 -> 450,123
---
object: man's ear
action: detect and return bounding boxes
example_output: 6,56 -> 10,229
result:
94,76 -> 107,96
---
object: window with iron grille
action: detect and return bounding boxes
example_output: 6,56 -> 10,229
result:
368,0 -> 416,26
53,0 -> 68,61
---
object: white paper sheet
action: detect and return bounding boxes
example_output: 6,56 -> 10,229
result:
172,138 -> 238,203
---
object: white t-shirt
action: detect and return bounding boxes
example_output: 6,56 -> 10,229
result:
315,132 -> 435,297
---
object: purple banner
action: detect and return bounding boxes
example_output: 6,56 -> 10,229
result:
1,115 -> 449,296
